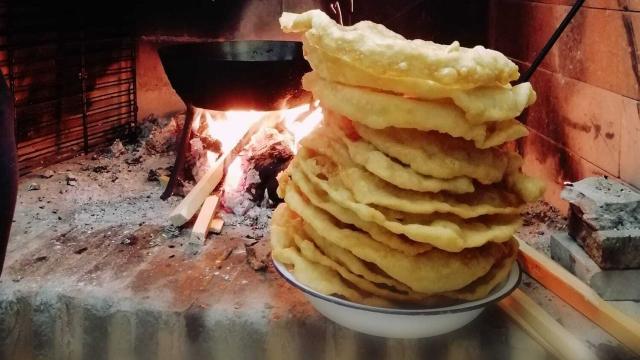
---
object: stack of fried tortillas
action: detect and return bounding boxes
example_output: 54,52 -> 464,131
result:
271,10 -> 545,308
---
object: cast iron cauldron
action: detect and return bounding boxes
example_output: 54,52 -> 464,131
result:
158,41 -> 311,111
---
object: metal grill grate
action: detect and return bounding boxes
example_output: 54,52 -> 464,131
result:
0,0 -> 137,174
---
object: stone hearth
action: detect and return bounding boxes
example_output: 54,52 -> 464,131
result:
0,136 -> 637,359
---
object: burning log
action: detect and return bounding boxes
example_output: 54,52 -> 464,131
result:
245,128 -> 294,204
222,128 -> 293,214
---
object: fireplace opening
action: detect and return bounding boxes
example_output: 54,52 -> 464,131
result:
2,1 -> 640,358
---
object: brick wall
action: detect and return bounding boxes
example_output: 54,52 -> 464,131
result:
489,0 -> 640,210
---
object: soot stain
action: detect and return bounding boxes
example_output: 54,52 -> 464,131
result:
622,14 -> 640,93
518,72 -> 582,182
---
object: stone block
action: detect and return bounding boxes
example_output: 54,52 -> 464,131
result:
562,177 -> 640,230
550,232 -> 640,301
562,177 -> 640,269
568,210 -> 640,269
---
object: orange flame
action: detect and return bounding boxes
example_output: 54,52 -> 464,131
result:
197,101 -> 321,170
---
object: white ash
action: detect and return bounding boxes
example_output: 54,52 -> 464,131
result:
141,115 -> 181,154
110,139 -> 127,157
222,168 -> 261,216
221,205 -> 273,231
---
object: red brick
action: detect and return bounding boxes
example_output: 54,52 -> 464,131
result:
490,0 -> 640,99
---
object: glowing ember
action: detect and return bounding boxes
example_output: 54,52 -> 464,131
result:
224,156 -> 244,192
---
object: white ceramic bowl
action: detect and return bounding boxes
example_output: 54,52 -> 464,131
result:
273,260 -> 521,338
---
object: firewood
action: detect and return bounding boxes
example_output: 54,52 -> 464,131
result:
169,112 -> 282,226
190,195 -> 220,245
516,236 -> 640,355
499,289 -> 595,360
169,161 -> 224,226
208,217 -> 224,234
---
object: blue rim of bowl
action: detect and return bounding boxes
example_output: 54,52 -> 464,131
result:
272,258 -> 522,315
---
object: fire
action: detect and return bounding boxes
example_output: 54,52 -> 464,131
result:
197,101 -> 322,170
224,156 -> 244,193
282,101 -> 322,152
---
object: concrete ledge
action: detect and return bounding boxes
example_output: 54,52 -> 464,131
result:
550,232 -> 640,301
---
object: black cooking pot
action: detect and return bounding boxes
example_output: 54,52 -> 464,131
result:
0,72 -> 17,277
158,41 -> 311,111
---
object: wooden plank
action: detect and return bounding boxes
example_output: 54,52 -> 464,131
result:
501,301 -> 560,359
208,217 -> 224,234
499,289 -> 595,360
516,236 -> 640,355
190,195 -> 220,245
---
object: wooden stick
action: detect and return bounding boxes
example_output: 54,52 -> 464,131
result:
499,289 -> 595,360
516,236 -> 640,355
169,160 -> 224,226
208,217 -> 224,234
190,195 -> 220,245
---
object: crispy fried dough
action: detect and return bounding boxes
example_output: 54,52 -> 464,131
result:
272,246 -> 392,307
303,40 -> 536,123
291,153 -> 521,252
275,199 -> 507,294
504,152 -> 546,202
344,118 -> 509,184
298,147 -> 521,218
300,129 -> 523,216
306,120 -> 475,193
274,205 -> 518,305
303,72 -> 529,148
281,10 -> 519,87
278,167 -> 433,256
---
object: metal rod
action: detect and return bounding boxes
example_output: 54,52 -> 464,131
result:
161,104 -> 195,200
0,71 -> 17,278
79,31 -> 90,154
519,0 -> 585,83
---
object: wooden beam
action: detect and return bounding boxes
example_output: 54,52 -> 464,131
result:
190,195 -> 220,245
516,236 -> 640,355
499,289 -> 595,360
208,217 -> 224,234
